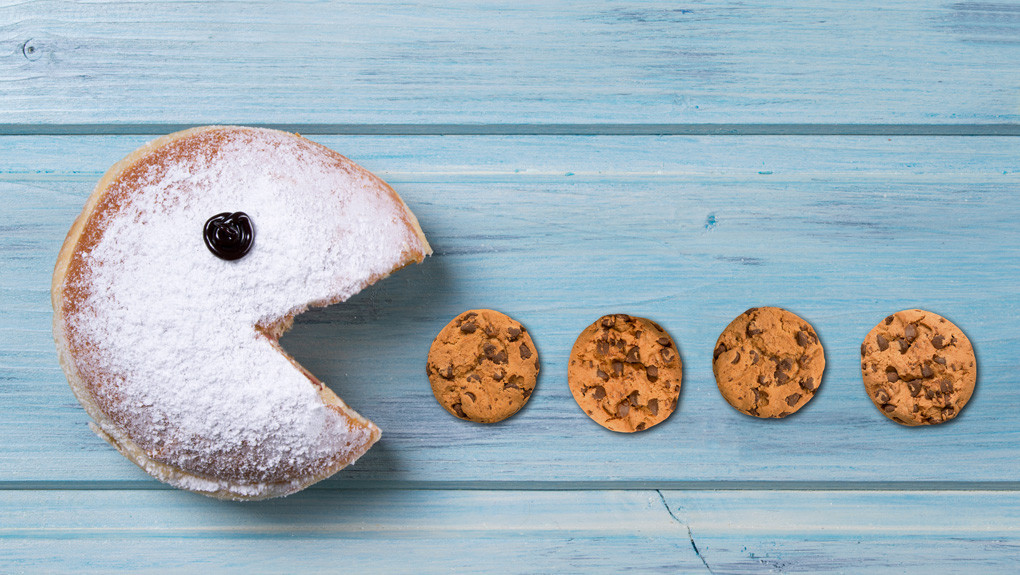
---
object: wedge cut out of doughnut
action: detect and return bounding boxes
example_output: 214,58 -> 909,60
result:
52,126 -> 431,500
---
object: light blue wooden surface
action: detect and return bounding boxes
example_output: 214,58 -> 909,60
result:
2,1 -> 1020,573
1,1 -> 1020,126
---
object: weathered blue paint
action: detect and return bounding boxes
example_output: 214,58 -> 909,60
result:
2,1 -> 1020,570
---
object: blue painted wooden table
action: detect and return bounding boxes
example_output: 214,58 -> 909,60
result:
2,2 -> 1020,572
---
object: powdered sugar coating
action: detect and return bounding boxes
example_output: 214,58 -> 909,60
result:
59,127 -> 427,497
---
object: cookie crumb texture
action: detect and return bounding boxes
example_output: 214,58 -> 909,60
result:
713,307 -> 825,418
860,309 -> 976,426
568,314 -> 682,433
427,310 -> 539,423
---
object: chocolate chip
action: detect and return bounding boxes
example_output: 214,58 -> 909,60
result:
757,375 -> 768,385
657,337 -> 671,347
940,379 -> 953,394
612,360 -> 623,376
635,422 -> 646,431
752,388 -> 763,404
797,330 -> 811,347
861,343 -> 867,357
616,402 -> 630,418
883,403 -> 896,412
800,377 -> 815,392
897,338 -> 909,353
777,411 -> 792,418
714,343 -> 729,360
504,381 -> 521,391
483,324 -> 499,337
886,368 -> 899,382
628,391 -> 640,406
942,406 -> 955,420
484,344 -> 508,364
601,316 -> 615,329
465,392 -> 476,401
775,370 -> 790,385
506,326 -> 522,341
595,340 -> 610,355
647,398 -> 659,416
925,388 -> 935,400
459,322 -> 477,334
745,307 -> 758,315
921,363 -> 933,378
934,356 -> 946,365
932,335 -> 945,349
798,354 -> 811,367
785,393 -> 802,406
439,365 -> 454,380
885,315 -> 894,325
519,343 -> 532,360
907,381 -> 922,397
592,385 -> 606,400
875,389 -> 890,403
596,368 -> 609,381
779,358 -> 793,372
746,322 -> 763,336
750,350 -> 760,365
661,347 -> 674,362
466,373 -> 481,383
452,403 -> 466,418
646,365 -> 659,382
731,352 -> 741,364
904,323 -> 917,342
625,346 -> 641,363
493,369 -> 505,381
876,334 -> 889,351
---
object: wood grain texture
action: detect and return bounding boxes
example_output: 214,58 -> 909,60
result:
2,134 -> 1017,485
2,489 -> 1019,573
0,489 -> 703,573
1,1 -> 1019,125
665,490 -> 1020,573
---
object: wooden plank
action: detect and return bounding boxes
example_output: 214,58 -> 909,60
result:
1,1 -> 1019,126
2,489 -> 1019,573
0,489 -> 703,573
1,135 -> 1018,485
666,490 -> 1020,573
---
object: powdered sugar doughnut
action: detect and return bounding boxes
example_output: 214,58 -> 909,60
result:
52,126 -> 431,500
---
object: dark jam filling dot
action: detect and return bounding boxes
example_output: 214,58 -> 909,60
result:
203,212 -> 254,260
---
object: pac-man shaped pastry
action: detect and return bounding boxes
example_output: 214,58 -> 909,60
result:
52,126 -> 431,500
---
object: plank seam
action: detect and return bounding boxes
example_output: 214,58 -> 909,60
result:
4,481 -> 1020,491
2,124 -> 1020,136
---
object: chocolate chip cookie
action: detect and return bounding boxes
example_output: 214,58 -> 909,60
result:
427,309 -> 539,423
568,314 -> 682,433
713,307 -> 825,418
860,309 -> 976,426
